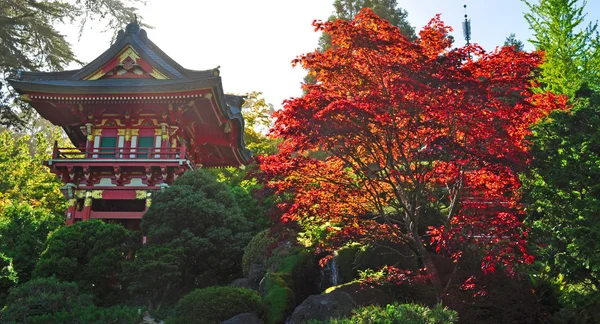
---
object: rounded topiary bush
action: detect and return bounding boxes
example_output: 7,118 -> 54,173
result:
33,220 -> 129,306
170,286 -> 261,324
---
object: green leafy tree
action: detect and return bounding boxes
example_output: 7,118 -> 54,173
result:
242,91 -> 277,154
504,33 -> 525,52
0,203 -> 62,296
0,0 -> 146,128
0,130 -> 65,215
523,0 -> 600,97
122,170 -> 253,308
526,96 -> 600,309
0,253 -> 17,306
210,92 -> 277,231
33,220 -> 129,305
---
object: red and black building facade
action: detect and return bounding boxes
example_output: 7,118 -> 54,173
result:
9,22 -> 250,228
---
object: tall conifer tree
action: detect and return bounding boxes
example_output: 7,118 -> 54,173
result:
523,0 -> 600,97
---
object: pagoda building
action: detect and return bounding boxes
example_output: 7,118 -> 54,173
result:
8,22 -> 251,228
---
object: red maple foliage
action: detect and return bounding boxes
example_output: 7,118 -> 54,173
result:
260,9 -> 567,297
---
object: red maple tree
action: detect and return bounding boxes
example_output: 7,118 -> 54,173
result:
260,9 -> 567,297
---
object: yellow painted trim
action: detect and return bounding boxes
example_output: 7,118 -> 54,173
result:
150,68 -> 169,80
91,190 -> 104,199
85,70 -> 105,81
119,46 -> 141,63
84,191 -> 93,207
135,190 -> 147,199
125,129 -> 131,141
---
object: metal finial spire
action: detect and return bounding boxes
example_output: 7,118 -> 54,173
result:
462,4 -> 471,46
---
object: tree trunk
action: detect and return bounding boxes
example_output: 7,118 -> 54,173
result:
413,235 -> 443,303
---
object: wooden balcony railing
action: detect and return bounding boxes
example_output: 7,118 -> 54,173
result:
51,144 -> 189,161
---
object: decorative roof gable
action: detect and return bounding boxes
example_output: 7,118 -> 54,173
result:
70,22 -> 184,81
84,45 -> 169,80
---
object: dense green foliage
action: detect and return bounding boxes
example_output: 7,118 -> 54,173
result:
0,253 -> 17,305
26,305 -> 144,324
527,100 -> 600,310
523,0 -> 600,98
209,92 -> 277,232
33,220 -> 129,305
169,286 -> 261,324
523,1 -> 600,318
0,277 -> 93,323
0,203 -> 62,294
314,303 -> 458,324
123,170 -> 253,307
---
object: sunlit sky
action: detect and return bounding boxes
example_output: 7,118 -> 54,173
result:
61,0 -> 600,110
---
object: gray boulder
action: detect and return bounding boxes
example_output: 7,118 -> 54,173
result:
289,291 -> 355,324
248,264 -> 266,286
221,312 -> 262,324
258,276 -> 267,298
230,278 -> 256,290
329,282 -> 393,307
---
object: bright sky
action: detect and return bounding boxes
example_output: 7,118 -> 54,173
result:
63,0 -> 600,110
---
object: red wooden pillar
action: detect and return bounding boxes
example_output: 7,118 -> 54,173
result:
82,191 -> 92,221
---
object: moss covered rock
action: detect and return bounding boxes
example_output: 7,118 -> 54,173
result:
263,273 -> 295,324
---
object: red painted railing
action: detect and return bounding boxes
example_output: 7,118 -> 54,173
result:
51,144 -> 188,160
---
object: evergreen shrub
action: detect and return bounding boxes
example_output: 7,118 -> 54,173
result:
0,277 -> 93,323
27,305 -> 144,324
124,170 -> 254,307
169,286 -> 261,324
313,303 -> 458,324
33,219 -> 129,306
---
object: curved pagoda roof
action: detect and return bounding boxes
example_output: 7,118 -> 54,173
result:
8,22 -> 251,167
